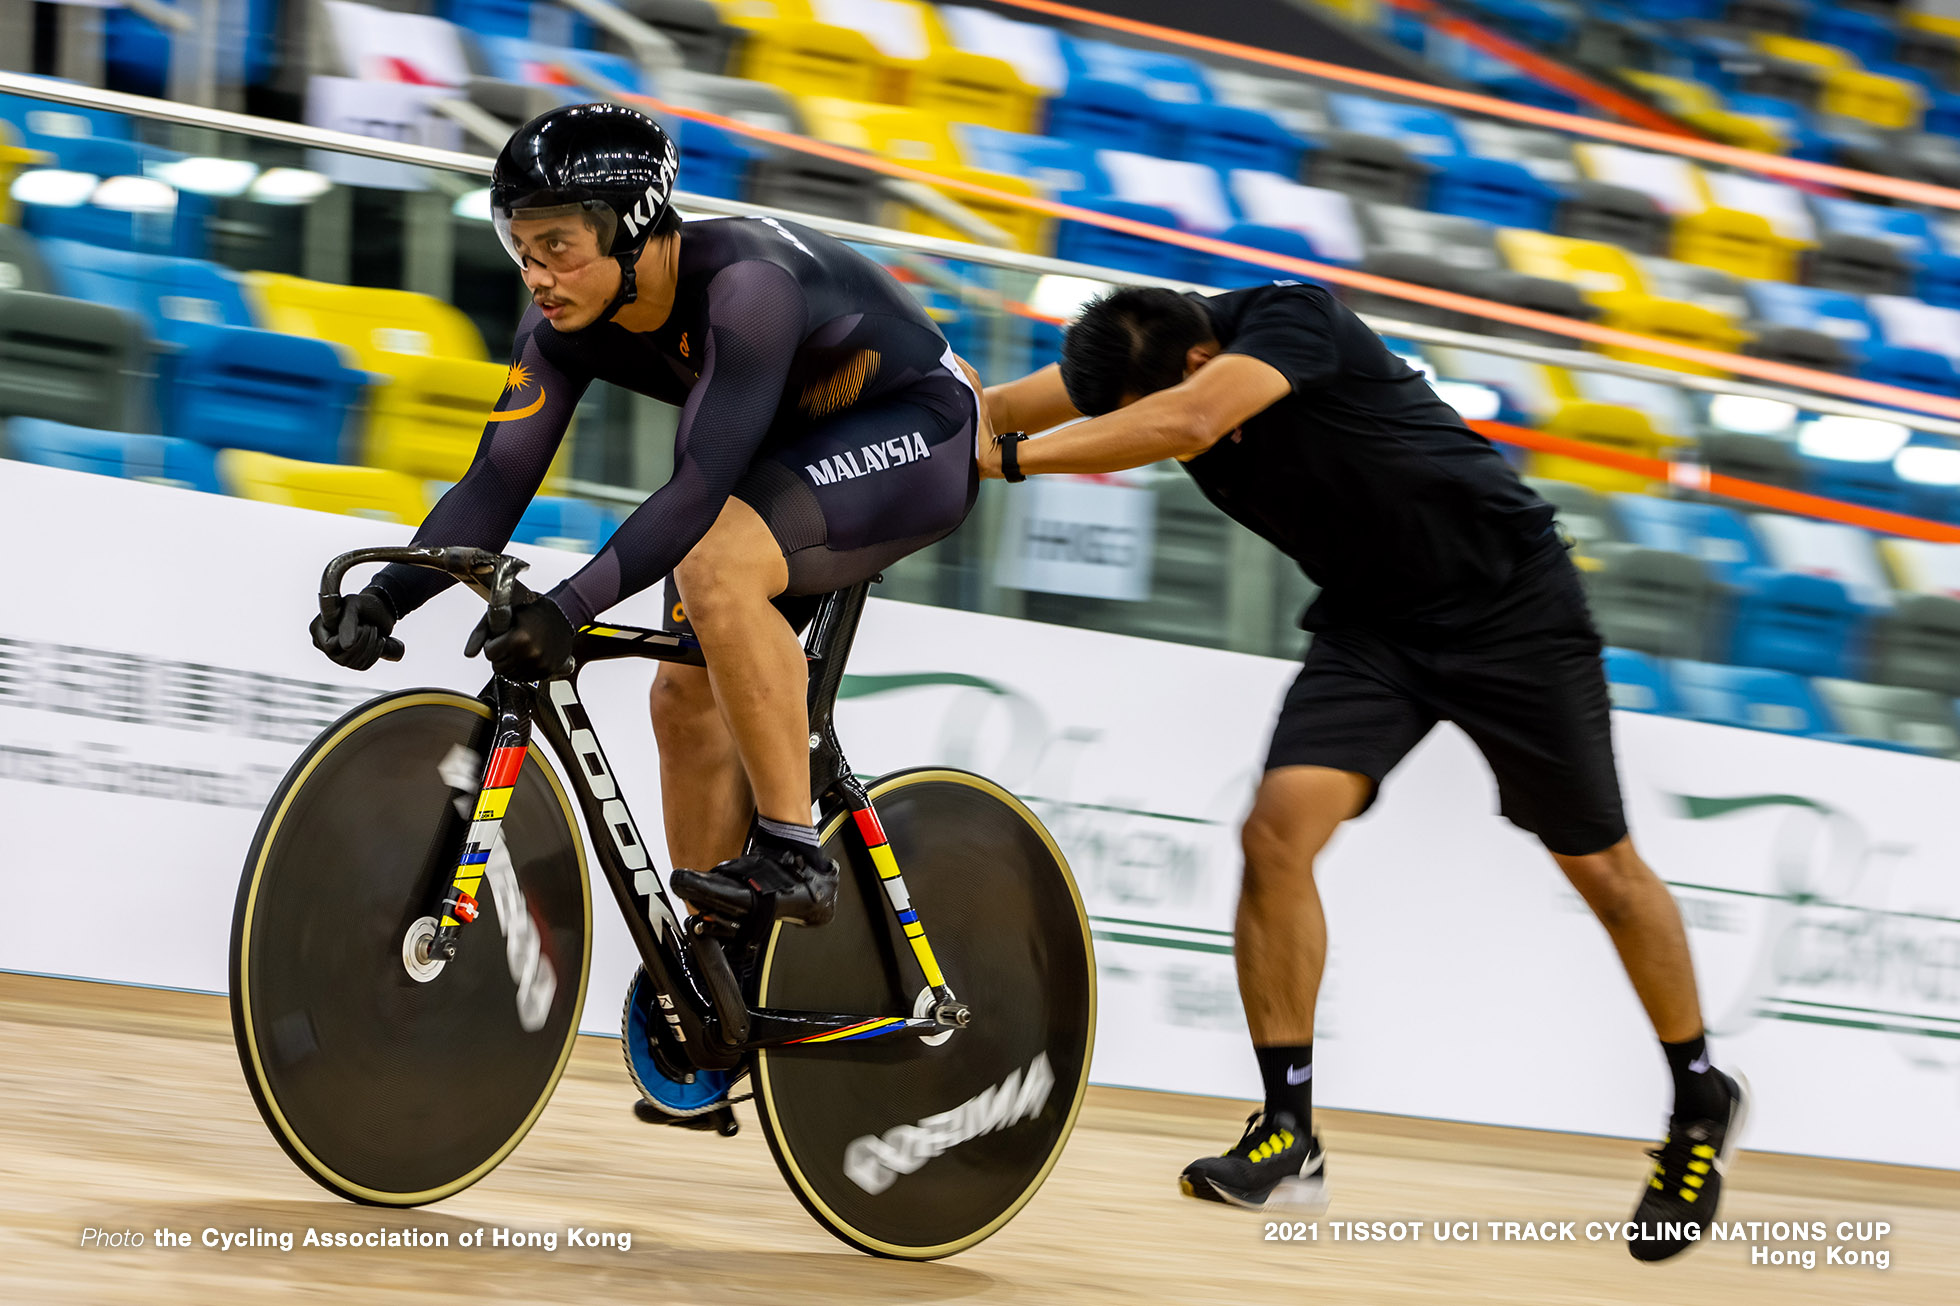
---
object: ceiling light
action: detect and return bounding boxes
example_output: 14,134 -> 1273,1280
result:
249,167 -> 333,205
1798,414 -> 1910,463
153,156 -> 260,197
1707,393 -> 1798,436
91,175 -> 178,214
9,168 -> 99,207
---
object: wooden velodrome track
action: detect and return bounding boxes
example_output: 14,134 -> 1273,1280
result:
3,973 -> 1953,1305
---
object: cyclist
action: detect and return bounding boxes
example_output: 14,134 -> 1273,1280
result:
981,283 -> 1745,1261
311,103 -> 986,928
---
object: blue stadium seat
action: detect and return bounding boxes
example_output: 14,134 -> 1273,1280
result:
1808,10 -> 1896,67
4,417 -> 221,493
38,239 -> 361,462
672,117 -> 762,200
1745,282 -> 1879,355
1206,224 -> 1322,288
1047,37 -> 1211,156
1609,495 -> 1766,583
1162,101 -> 1302,176
441,0 -> 593,47
1325,93 -> 1558,229
472,34 -> 646,94
957,125 -> 1097,193
1800,452 -> 1913,515
102,0 -> 279,97
511,495 -> 609,552
1425,37 -> 1581,113
1729,567 -> 1867,679
1668,660 -> 1840,737
1809,197 -> 1960,308
1723,93 -> 1834,161
1602,646 -> 1680,714
0,90 -> 131,154
1608,494 -> 1869,677
955,128 -> 1203,279
1457,0 -> 1577,48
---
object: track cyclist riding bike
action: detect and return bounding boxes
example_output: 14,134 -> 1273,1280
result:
311,103 -> 988,928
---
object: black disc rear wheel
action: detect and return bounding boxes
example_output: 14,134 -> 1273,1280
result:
753,768 -> 1095,1259
229,690 -> 591,1206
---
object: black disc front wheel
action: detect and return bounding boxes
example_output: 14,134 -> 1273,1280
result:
753,768 -> 1096,1259
229,689 -> 591,1206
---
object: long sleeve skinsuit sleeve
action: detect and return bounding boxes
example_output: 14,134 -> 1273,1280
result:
370,258 -> 808,626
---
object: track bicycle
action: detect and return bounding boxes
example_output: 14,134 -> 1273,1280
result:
229,545 -> 1096,1258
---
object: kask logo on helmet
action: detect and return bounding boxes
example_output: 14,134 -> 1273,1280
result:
621,141 -> 679,239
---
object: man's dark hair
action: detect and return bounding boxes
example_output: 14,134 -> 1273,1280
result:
654,204 -> 683,239
1059,286 -> 1214,416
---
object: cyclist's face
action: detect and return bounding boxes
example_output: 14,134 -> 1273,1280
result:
508,216 -> 619,330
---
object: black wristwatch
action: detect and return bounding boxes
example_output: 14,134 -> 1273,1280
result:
997,431 -> 1028,483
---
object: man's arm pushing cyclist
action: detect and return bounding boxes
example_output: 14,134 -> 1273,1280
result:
978,355 -> 1291,479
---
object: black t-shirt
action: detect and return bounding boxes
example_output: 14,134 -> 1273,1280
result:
1178,282 -> 1557,640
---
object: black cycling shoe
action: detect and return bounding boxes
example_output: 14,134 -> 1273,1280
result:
671,845 -> 840,927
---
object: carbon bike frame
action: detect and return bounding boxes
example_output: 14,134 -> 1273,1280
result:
322,546 -> 967,1074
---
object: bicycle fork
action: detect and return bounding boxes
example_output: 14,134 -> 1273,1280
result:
427,680 -> 535,958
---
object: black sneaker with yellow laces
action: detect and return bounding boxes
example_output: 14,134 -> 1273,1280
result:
1179,1111 -> 1327,1211
1629,1069 -> 1751,1262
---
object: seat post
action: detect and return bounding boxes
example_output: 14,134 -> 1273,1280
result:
802,580 -> 872,806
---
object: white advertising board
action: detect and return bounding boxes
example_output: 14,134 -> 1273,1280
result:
994,476 -> 1156,600
3,460 -> 1957,1170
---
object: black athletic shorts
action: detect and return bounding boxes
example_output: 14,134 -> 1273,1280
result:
665,364 -> 980,635
1265,536 -> 1628,857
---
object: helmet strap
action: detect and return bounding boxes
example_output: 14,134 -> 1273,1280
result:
589,251 -> 640,328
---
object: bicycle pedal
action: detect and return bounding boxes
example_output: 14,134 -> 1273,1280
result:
632,1099 -> 739,1136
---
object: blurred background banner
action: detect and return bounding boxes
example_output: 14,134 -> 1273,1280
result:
993,473 -> 1156,599
6,457 -> 1957,1171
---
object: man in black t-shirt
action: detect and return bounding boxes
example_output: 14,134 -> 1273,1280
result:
981,283 -> 1745,1261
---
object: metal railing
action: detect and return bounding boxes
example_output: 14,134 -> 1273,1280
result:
2,69 -> 1949,440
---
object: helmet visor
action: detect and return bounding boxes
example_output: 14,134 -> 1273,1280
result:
493,199 -> 620,274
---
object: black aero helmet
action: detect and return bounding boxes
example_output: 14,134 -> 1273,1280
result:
491,102 -> 680,318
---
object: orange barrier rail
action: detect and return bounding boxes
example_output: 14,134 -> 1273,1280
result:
979,0 -> 1960,212
1474,420 -> 1960,542
1377,0 -> 1690,134
632,91 -> 1960,423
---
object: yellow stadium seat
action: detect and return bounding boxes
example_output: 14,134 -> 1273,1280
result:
1495,230 -> 1645,306
1672,208 -> 1800,282
1752,33 -> 1859,70
1619,73 -> 1790,151
710,0 -> 808,29
1528,402 -> 1678,495
717,1 -> 888,102
1821,69 -> 1923,130
244,273 -> 570,487
785,0 -> 1041,123
244,273 -> 488,368
908,2 -> 1040,130
1596,296 -> 1746,377
219,449 -> 429,524
1907,13 -> 1960,42
0,124 -> 49,227
800,97 -> 1052,252
906,46 -> 1040,132
364,356 -> 514,482
799,95 -> 959,163
1570,144 -> 1807,282
1678,109 -> 1787,155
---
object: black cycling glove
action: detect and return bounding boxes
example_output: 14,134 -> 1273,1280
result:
310,586 -> 399,671
466,591 -> 576,681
